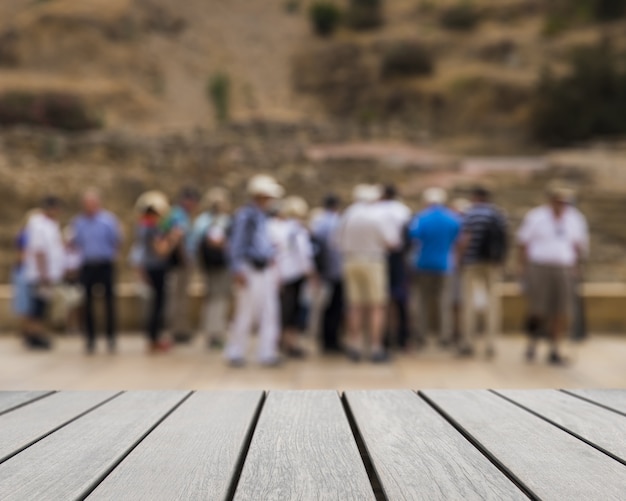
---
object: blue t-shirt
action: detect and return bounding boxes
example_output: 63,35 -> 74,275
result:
409,206 -> 461,273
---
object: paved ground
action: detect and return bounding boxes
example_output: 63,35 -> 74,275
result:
0,334 -> 624,390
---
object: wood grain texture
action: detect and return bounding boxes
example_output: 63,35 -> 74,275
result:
0,391 -> 52,415
564,389 -> 626,416
344,390 -> 526,500
422,390 -> 626,500
496,390 -> 626,463
88,391 -> 263,501
0,391 -> 119,463
0,390 -> 188,501
233,391 -> 375,501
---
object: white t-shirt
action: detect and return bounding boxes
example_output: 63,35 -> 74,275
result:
517,205 -> 589,267
269,218 -> 313,283
337,202 -> 399,259
24,213 -> 66,283
376,200 -> 412,242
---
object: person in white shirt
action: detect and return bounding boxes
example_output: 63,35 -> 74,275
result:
377,184 -> 412,350
517,184 -> 589,365
337,184 -> 399,363
269,196 -> 314,358
23,196 -> 65,350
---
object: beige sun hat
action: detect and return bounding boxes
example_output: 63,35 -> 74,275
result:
547,182 -> 575,203
135,190 -> 170,216
247,174 -> 284,199
451,197 -> 471,214
353,184 -> 381,203
281,196 -> 309,219
423,187 -> 448,205
202,187 -> 231,212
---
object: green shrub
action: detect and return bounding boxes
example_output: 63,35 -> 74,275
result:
207,73 -> 230,124
440,2 -> 480,31
0,92 -> 102,131
284,0 -> 300,14
530,40 -> 626,146
543,0 -> 626,36
347,0 -> 384,30
309,2 -> 342,37
381,41 -> 434,79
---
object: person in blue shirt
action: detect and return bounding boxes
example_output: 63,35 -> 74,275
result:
408,187 -> 461,349
225,174 -> 284,367
72,189 -> 122,354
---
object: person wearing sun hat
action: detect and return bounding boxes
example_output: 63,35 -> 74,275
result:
270,195 -> 314,359
132,190 -> 177,354
408,187 -> 461,350
337,183 -> 399,363
517,182 -> 589,366
225,174 -> 285,367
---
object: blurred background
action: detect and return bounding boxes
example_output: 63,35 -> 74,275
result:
1,0 -> 626,389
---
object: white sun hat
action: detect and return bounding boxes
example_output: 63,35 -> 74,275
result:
353,184 -> 382,203
135,190 -> 170,216
281,196 -> 309,219
423,187 -> 448,205
247,174 -> 285,199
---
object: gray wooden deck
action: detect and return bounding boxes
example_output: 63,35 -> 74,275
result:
0,390 -> 625,500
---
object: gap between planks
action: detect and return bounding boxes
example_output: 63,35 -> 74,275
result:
417,390 -> 537,501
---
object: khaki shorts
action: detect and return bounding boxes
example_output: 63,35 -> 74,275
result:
344,257 -> 388,306
527,264 -> 574,319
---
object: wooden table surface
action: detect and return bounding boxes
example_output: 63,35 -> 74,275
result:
0,389 -> 625,500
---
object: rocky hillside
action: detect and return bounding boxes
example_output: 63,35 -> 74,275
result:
1,0 -> 625,148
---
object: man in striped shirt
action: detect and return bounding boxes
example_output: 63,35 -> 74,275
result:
457,187 -> 508,358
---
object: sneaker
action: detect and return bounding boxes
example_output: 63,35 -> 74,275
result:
370,351 -> 391,364
25,335 -> 52,351
548,352 -> 569,366
172,332 -> 193,344
345,348 -> 362,363
228,358 -> 246,368
208,337 -> 224,350
457,345 -> 475,358
485,346 -> 496,360
285,346 -> 307,359
260,357 -> 283,368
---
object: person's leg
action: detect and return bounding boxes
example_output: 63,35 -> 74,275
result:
146,268 -> 168,350
439,274 -> 453,346
80,265 -> 96,352
485,265 -> 500,358
343,259 -> 364,360
395,291 -> 409,350
102,263 -> 117,351
413,273 -> 429,346
548,267 -> 573,364
257,268 -> 281,365
204,269 -> 230,347
460,265 -> 477,355
225,269 -> 255,363
170,264 -> 192,342
369,259 -> 390,361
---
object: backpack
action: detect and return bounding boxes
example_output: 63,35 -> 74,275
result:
198,218 -> 231,271
310,233 -> 329,276
475,213 -> 508,263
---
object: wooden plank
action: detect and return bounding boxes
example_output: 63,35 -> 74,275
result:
0,390 -> 189,501
0,391 -> 53,415
233,391 -> 375,501
496,390 -> 626,464
344,390 -> 527,500
564,389 -> 626,416
88,391 -> 263,501
0,391 -> 119,463
422,390 -> 626,500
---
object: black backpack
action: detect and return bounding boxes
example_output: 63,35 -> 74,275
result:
476,214 -> 508,264
198,221 -> 231,271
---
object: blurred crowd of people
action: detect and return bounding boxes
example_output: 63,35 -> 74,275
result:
11,175 -> 589,367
